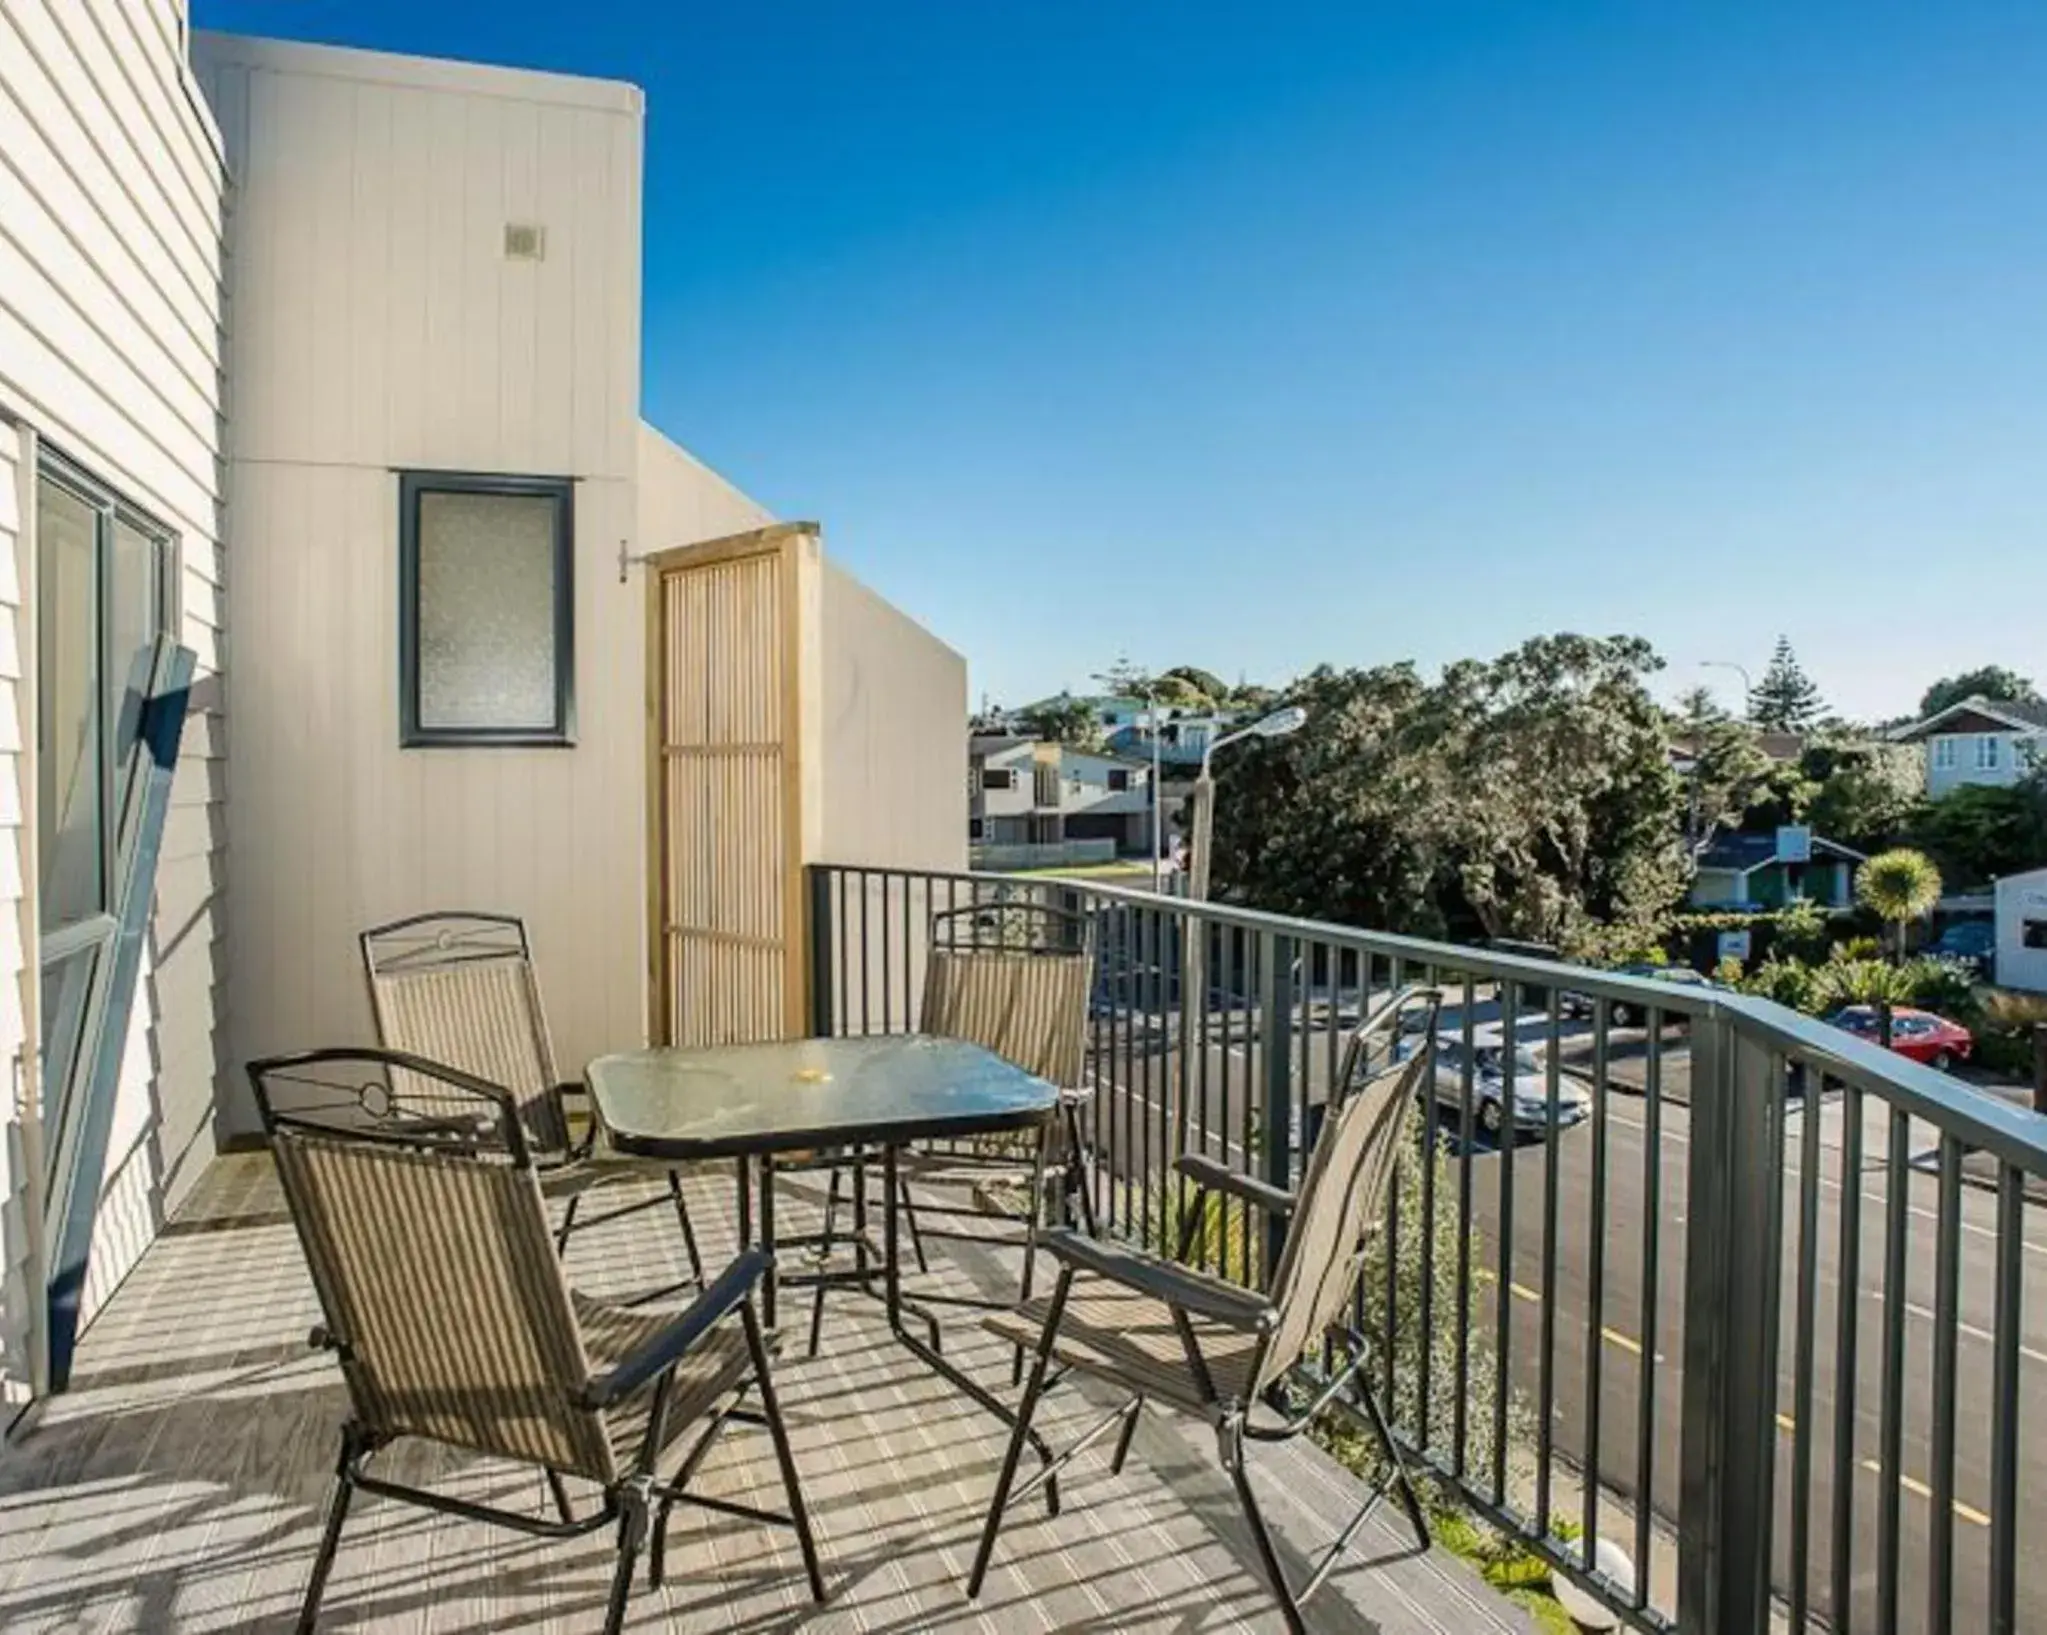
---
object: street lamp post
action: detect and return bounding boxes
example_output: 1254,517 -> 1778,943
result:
1176,705 -> 1308,1149
1700,660 -> 1754,719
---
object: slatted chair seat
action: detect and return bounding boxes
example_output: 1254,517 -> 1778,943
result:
985,1272 -> 1260,1414
250,1047 -> 825,1635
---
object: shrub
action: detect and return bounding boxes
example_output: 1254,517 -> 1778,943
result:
1898,956 -> 1981,1024
1743,956 -> 1824,1015
1812,956 -> 1916,1012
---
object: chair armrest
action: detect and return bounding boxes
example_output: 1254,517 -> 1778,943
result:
1175,1153 -> 1295,1218
577,1246 -> 767,1409
1040,1229 -> 1276,1331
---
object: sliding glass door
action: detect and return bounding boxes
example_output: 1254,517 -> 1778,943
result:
33,449 -> 184,1388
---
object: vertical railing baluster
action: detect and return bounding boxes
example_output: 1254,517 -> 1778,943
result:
1989,1163 -> 2022,1635
879,872 -> 892,1032
1927,1134 -> 1962,1635
1453,972 -> 1475,1479
1787,1058 -> 1821,1634
1876,1108 -> 1910,1633
857,869 -> 871,1035
1579,996 -> 1608,1551
1261,932 -> 1294,1283
1828,1083 -> 1864,1628
1538,985 -> 1561,1537
1633,1012 -> 1662,1606
1494,978 -> 1519,1509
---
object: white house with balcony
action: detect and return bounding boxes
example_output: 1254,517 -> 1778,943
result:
1894,695 -> 2047,797
969,734 -> 1154,866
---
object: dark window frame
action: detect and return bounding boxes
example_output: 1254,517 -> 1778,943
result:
1107,767 -> 1130,792
981,766 -> 1015,790
398,470 -> 576,747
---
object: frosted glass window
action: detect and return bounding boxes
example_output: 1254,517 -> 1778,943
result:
400,474 -> 574,744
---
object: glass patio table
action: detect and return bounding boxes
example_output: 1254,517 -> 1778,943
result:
585,1034 -> 1062,1473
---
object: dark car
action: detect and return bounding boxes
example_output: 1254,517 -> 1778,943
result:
1928,920 -> 1995,973
1604,963 -> 1723,1029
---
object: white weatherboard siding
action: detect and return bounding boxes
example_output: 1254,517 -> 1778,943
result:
0,0 -> 229,1394
193,32 -> 650,1131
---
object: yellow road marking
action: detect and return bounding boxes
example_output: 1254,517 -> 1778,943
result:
1858,1459 -> 1990,1527
1507,1281 -> 1648,1356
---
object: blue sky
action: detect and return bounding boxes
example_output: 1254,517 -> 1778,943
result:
195,2 -> 2047,721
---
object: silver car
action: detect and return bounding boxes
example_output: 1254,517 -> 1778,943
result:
1403,1032 -> 1591,1141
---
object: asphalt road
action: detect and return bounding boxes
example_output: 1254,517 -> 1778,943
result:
1081,996 -> 2047,1633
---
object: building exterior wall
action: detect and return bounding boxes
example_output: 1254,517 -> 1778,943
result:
193,32 -> 648,1130
0,0 -> 228,1396
819,562 -> 965,873
1924,731 -> 2039,797
1995,867 -> 2047,995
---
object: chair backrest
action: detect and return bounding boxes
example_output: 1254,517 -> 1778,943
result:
361,912 -> 571,1157
1254,986 -> 1441,1392
249,1048 -> 619,1485
920,900 -> 1094,1087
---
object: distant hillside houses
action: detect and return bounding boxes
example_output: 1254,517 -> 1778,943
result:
998,693 -> 1240,767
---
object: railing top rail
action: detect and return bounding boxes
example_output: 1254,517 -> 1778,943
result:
812,863 -> 2047,1176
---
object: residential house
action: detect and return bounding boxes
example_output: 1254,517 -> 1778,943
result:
1,14 -> 961,1411
1689,827 -> 1864,911
970,734 -> 1154,867
1993,865 -> 2047,994
1893,695 -> 2047,797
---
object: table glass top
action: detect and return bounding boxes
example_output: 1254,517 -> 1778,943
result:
584,1034 -> 1057,1157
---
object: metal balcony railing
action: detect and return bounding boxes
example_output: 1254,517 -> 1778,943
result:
805,864 -> 2047,1635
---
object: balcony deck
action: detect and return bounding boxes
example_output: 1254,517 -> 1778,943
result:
0,1155 -> 1525,1633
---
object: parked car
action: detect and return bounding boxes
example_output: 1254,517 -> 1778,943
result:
1399,1031 -> 1591,1140
1603,964 -> 1723,1029
1826,1005 -> 1974,1071
1927,920 -> 1996,973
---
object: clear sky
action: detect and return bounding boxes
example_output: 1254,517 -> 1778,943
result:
195,2 -> 2047,722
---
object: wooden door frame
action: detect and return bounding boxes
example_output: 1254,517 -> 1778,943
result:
642,522 -> 821,1044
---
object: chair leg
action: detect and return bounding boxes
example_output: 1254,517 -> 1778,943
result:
1354,1370 -> 1431,1549
744,1300 -> 828,1602
553,1190 -> 582,1255
806,1165 -> 843,1360
544,1467 -> 574,1524
649,1494 -> 676,1589
666,1171 -> 706,1288
1221,1419 -> 1308,1635
1063,1101 -> 1098,1237
1110,1396 -> 1144,1475
297,1425 -> 365,1634
966,1268 -> 1073,1600
603,1480 -> 652,1635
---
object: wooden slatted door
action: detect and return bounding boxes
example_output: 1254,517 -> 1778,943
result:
647,526 -> 819,1045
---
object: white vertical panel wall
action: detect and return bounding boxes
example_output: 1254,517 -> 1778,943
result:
0,0 -> 229,1385
192,33 -> 669,1125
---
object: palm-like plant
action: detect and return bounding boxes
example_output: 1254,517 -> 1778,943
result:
1855,847 -> 1943,962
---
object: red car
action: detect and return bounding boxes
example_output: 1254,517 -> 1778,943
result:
1827,1006 -> 1974,1071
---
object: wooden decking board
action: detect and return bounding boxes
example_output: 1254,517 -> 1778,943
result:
0,1155 -> 1528,1633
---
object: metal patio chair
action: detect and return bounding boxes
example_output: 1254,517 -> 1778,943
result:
802,899 -> 1096,1355
966,987 -> 1441,1635
249,1047 -> 826,1635
362,911 -> 705,1295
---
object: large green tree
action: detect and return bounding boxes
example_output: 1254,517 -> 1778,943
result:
1911,778 -> 2047,889
1918,665 -> 2040,720
1209,636 -> 1686,946
1802,736 -> 1924,851
1749,636 -> 1826,732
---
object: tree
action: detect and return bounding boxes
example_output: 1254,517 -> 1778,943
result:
1209,636 -> 1687,948
1802,736 -> 1924,852
1672,686 -> 1772,858
1749,637 -> 1826,732
1918,666 -> 2040,721
1018,693 -> 1104,750
1910,778 -> 2047,889
1159,665 -> 1229,706
1855,847 -> 1943,961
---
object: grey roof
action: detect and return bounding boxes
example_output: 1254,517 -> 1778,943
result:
1895,694 -> 2047,740
1696,830 -> 1865,873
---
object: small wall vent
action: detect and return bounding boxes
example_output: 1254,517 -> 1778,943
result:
503,223 -> 546,261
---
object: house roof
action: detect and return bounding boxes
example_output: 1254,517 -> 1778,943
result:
969,734 -> 1030,756
1696,830 -> 1866,874
1894,694 -> 2047,742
